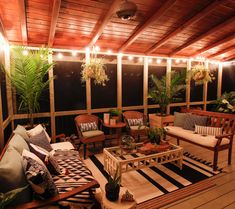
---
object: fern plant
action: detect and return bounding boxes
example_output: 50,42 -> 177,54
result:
148,70 -> 186,115
1,46 -> 55,127
213,91 -> 235,113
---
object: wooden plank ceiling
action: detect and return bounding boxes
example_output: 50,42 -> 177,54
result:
0,0 -> 235,61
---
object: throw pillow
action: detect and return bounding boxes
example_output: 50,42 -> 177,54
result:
27,124 -> 51,142
26,130 -> 53,152
80,122 -> 98,132
0,146 -> 32,205
22,149 -> 58,199
173,112 -> 189,127
195,125 -> 223,136
183,114 -> 208,131
28,143 -> 61,175
13,125 -> 29,140
127,118 -> 144,126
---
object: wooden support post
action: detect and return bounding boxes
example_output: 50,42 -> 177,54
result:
4,45 -> 14,130
117,54 -> 122,110
48,54 -> 56,139
203,61 -> 209,110
166,59 -> 171,114
85,49 -> 91,114
186,59 -> 191,109
0,76 -> 4,151
217,62 -> 223,98
143,57 -> 148,116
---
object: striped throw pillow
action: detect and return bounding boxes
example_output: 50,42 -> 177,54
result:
80,122 -> 98,132
195,125 -> 223,136
127,118 -> 143,126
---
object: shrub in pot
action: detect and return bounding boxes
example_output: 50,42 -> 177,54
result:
105,170 -> 121,201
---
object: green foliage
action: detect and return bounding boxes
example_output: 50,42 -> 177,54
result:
148,70 -> 186,115
0,186 -> 28,209
1,46 -> 55,127
109,109 -> 122,117
108,169 -> 121,189
213,91 -> 235,113
148,127 -> 166,145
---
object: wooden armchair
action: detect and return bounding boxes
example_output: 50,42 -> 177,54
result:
74,114 -> 105,159
123,111 -> 149,141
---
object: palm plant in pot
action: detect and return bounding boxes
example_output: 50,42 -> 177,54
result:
105,169 -> 121,201
148,70 -> 186,115
1,46 -> 55,128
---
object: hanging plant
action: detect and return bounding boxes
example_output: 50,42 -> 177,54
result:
187,64 -> 214,85
81,50 -> 109,86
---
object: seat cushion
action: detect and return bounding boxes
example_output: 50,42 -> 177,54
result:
0,146 -> 32,205
9,134 -> 29,155
82,130 -> 104,138
130,125 -> 148,130
165,126 -> 230,147
51,141 -> 75,151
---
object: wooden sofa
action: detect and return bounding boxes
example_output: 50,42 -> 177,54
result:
0,128 -> 99,209
165,110 -> 235,171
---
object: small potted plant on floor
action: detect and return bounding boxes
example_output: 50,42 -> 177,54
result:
105,169 -> 121,201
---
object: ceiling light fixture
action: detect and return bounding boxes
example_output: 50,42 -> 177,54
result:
116,0 -> 137,20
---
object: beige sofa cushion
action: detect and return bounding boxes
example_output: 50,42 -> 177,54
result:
9,134 -> 29,155
51,141 -> 75,151
82,130 -> 104,138
165,126 -> 230,147
130,125 -> 148,130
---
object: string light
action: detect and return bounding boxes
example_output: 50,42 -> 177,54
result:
128,55 -> 133,60
22,50 -> 28,56
57,53 -> 63,59
72,51 -> 77,56
138,57 -> 143,62
156,59 -> 162,64
148,58 -> 152,63
107,49 -> 112,54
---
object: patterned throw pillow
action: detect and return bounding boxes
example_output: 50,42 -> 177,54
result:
79,122 -> 98,132
127,118 -> 144,126
195,125 -> 223,136
183,114 -> 208,131
26,130 -> 53,152
28,143 -> 61,175
22,149 -> 58,199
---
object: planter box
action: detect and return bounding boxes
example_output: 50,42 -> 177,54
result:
149,114 -> 175,128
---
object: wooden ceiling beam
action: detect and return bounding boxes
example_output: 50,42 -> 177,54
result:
146,0 -> 222,55
223,53 -> 235,61
208,44 -> 235,58
89,0 -> 121,47
193,33 -> 235,57
18,0 -> 27,45
48,0 -> 61,47
119,0 -> 176,52
170,15 -> 235,56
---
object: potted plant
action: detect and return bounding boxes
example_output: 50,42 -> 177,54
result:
187,64 -> 214,85
148,127 -> 166,145
212,91 -> 235,113
105,169 -> 121,201
1,47 -> 55,128
81,49 -> 109,86
148,70 -> 186,115
109,109 -> 122,123
121,135 -> 135,152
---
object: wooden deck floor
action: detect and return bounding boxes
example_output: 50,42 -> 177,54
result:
161,137 -> 235,209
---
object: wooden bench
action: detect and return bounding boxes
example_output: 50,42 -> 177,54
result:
165,110 -> 235,171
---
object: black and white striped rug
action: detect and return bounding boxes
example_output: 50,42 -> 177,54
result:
85,152 -> 222,205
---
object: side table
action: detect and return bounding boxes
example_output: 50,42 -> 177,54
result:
103,122 -> 126,144
96,187 -> 137,209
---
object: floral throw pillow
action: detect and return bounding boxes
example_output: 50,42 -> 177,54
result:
127,118 -> 144,126
22,149 -> 58,199
28,143 -> 61,175
79,122 -> 98,132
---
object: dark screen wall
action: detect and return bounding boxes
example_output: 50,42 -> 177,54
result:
222,65 -> 235,93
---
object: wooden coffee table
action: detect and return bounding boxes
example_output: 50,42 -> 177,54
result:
103,142 -> 183,183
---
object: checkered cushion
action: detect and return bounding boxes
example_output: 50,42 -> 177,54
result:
52,150 -> 96,207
